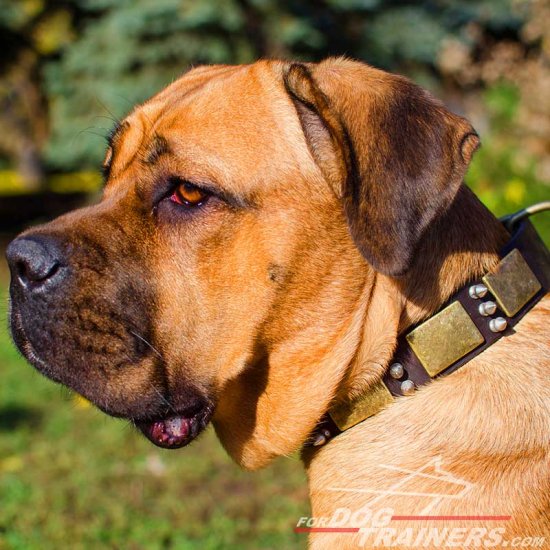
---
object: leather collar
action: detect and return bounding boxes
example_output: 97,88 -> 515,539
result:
309,217 -> 550,447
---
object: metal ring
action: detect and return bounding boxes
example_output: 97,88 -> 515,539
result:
501,201 -> 550,232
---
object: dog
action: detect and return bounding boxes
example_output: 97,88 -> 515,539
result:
6,58 -> 550,549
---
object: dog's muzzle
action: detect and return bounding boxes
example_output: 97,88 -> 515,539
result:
6,230 -> 214,449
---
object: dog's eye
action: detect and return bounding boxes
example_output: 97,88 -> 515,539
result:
170,181 -> 209,207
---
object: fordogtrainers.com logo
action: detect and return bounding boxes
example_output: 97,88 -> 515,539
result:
294,507 -> 545,548
293,458 -> 546,548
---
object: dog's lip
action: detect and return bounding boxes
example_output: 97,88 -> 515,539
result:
9,309 -> 61,381
11,306 -> 214,449
134,403 -> 214,450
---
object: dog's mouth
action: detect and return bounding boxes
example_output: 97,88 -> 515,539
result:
135,403 -> 214,449
12,308 -> 214,450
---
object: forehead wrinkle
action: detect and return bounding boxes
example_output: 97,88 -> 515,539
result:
143,134 -> 170,165
103,121 -> 129,184
130,64 -> 286,205
142,66 -> 250,134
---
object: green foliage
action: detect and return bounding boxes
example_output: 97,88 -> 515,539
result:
466,82 -> 550,245
41,0 -> 532,171
0,170 -> 101,195
483,83 -> 521,131
0,0 -> 41,29
362,7 -> 447,66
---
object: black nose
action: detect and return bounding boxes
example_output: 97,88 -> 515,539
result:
6,236 -> 65,289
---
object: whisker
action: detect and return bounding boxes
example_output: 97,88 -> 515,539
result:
128,330 -> 176,414
72,126 -> 110,146
149,383 -> 177,414
113,93 -> 156,138
94,97 -> 120,126
130,330 -> 163,359
93,115 -> 121,126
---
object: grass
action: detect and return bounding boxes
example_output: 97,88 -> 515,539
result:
465,83 -> 550,246
0,264 -> 308,549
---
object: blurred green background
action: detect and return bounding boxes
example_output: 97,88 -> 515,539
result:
0,1 -> 549,549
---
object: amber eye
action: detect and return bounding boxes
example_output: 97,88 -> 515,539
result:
170,181 -> 209,207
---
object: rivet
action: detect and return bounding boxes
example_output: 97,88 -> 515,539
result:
312,433 -> 327,447
489,317 -> 508,333
401,380 -> 416,396
478,301 -> 497,316
469,284 -> 488,299
311,430 -> 330,447
389,363 -> 405,379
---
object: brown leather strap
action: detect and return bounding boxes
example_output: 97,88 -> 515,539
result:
307,220 -> 550,446
386,221 -> 549,397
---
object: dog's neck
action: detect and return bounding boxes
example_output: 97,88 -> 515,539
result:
337,184 -> 509,403
215,186 -> 509,470
396,185 -> 510,328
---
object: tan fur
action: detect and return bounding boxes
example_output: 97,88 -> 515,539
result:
10,58 -> 550,548
307,297 -> 550,548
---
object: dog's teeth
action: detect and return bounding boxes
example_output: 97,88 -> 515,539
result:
165,416 -> 189,438
138,415 -> 192,448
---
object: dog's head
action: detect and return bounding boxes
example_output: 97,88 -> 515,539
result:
6,59 -> 478,467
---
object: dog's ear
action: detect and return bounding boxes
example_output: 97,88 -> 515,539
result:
283,59 -> 480,276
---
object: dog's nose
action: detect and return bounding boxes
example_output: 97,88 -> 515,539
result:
6,236 -> 65,289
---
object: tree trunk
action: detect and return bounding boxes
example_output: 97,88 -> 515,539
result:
16,140 -> 46,192
0,50 -> 49,192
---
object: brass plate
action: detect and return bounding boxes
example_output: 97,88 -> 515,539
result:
406,301 -> 484,377
482,248 -> 541,317
329,380 -> 393,431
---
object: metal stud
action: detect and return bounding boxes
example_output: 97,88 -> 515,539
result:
311,433 -> 327,447
311,429 -> 332,447
389,363 -> 405,380
478,301 -> 497,317
489,317 -> 508,333
401,380 -> 416,396
469,284 -> 488,299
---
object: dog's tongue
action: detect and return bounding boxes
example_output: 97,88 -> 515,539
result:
138,415 -> 191,449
